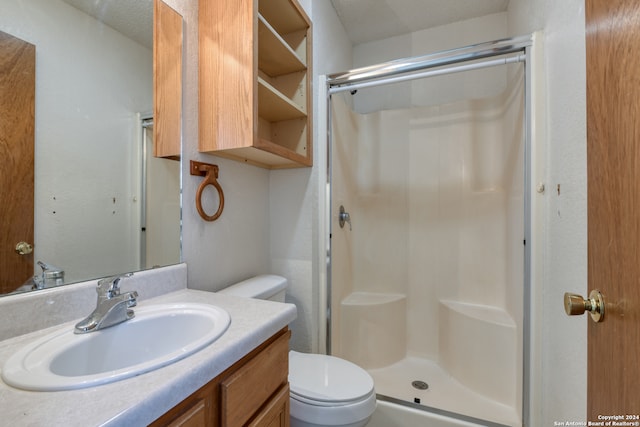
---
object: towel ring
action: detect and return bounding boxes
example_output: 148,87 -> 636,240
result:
190,160 -> 225,221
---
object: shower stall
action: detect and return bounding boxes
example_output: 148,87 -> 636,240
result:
325,36 -> 533,427
137,115 -> 181,271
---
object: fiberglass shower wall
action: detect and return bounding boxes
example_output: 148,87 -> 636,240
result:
330,63 -> 524,421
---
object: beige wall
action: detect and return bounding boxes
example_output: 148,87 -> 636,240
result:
507,2 -> 588,425
176,1 -> 353,354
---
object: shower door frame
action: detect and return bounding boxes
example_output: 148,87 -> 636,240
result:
323,34 -> 535,426
140,115 -> 154,269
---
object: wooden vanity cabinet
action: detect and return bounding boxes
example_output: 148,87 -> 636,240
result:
151,328 -> 290,427
198,0 -> 312,169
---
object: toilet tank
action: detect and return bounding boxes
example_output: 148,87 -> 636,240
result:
217,274 -> 288,302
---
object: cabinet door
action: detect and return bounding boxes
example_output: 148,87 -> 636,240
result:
221,331 -> 290,426
150,386 -> 214,427
165,398 -> 208,427
247,384 -> 290,427
153,0 -> 182,158
151,329 -> 291,427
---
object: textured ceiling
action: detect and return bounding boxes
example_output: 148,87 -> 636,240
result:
330,0 -> 510,44
62,0 -> 153,48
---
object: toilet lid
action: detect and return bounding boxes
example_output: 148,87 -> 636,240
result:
289,351 -> 374,404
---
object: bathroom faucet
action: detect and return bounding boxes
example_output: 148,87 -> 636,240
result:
17,261 -> 65,291
35,261 -> 65,289
74,273 -> 138,334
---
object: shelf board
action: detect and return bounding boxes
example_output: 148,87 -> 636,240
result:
259,0 -> 309,34
258,15 -> 306,76
212,143 -> 310,169
255,138 -> 311,166
258,77 -> 306,122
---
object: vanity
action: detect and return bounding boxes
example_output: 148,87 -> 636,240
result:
0,264 -> 297,426
152,328 -> 290,427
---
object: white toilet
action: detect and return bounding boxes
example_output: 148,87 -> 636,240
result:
218,275 -> 376,427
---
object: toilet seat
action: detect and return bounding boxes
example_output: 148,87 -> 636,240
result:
290,388 -> 375,407
289,351 -> 374,404
289,351 -> 376,426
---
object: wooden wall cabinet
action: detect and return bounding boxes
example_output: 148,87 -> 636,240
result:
153,0 -> 183,159
151,328 -> 290,427
199,0 -> 312,169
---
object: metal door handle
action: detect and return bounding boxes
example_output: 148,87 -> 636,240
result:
15,242 -> 33,255
339,205 -> 352,231
564,290 -> 605,323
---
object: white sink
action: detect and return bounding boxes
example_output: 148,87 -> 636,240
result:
1,303 -> 231,391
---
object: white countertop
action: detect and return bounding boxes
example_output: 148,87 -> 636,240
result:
0,289 -> 297,427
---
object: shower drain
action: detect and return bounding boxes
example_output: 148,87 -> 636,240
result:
411,380 -> 429,390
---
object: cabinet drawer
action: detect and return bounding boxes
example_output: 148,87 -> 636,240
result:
221,330 -> 290,426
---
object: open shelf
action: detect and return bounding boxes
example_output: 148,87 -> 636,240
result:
199,0 -> 311,169
258,77 -> 306,122
258,15 -> 306,77
259,0 -> 308,35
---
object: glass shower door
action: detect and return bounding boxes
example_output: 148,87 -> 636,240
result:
328,61 -> 526,426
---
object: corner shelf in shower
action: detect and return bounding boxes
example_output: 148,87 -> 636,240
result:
198,0 -> 312,169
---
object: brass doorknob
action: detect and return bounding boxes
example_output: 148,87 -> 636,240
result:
564,290 -> 605,323
15,241 -> 33,255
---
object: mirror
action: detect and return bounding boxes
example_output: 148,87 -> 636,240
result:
0,0 -> 181,296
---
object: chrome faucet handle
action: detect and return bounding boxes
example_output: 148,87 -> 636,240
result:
37,260 -> 61,272
97,273 -> 133,299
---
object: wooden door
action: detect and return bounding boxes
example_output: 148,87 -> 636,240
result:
586,0 -> 640,418
0,30 -> 35,294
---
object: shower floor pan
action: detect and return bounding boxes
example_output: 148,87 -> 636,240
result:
368,357 -> 520,427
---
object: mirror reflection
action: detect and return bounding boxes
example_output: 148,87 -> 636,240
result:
0,0 -> 181,296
